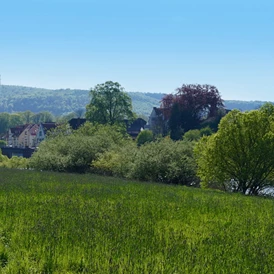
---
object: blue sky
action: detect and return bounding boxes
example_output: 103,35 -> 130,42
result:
0,0 -> 273,100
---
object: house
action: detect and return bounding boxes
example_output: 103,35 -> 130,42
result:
69,118 -> 87,130
125,118 -> 147,139
7,124 -> 29,148
18,124 -> 39,148
36,122 -> 58,146
2,122 -> 57,158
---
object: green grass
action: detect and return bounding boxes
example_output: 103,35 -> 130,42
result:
0,168 -> 274,273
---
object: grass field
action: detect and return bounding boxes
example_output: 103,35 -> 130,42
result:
0,168 -> 273,273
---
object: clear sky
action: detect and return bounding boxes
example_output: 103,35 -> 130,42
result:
0,0 -> 273,100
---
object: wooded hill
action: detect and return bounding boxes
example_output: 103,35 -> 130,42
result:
0,84 -> 271,117
0,85 -> 163,117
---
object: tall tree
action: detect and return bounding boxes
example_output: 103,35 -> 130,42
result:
21,110 -> 34,124
162,84 -> 224,139
0,113 -> 10,134
86,81 -> 134,125
32,111 -> 54,123
195,104 -> 274,195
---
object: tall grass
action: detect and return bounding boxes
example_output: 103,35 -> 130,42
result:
0,168 -> 273,273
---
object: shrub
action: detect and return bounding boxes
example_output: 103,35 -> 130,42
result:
94,138 -> 199,186
0,150 -> 28,169
183,129 -> 201,141
131,139 -> 198,185
136,130 -> 154,146
92,141 -> 137,177
29,123 -> 129,173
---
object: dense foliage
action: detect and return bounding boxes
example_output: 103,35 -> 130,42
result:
93,138 -> 199,186
28,122 -> 198,186
0,150 -> 28,168
0,169 -> 274,273
195,104 -> 274,195
161,84 -> 224,139
29,123 -> 129,173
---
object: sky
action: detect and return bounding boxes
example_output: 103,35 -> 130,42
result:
0,0 -> 273,100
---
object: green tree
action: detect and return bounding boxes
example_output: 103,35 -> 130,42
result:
0,113 -> 10,134
21,110 -> 34,124
195,105 -> 274,195
32,111 -> 54,123
86,81 -> 134,125
9,114 -> 24,127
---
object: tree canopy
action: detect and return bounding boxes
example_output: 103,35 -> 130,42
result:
86,81 -> 135,125
161,84 -> 224,139
195,104 -> 274,195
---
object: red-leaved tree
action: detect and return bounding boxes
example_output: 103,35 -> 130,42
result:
161,84 -> 224,139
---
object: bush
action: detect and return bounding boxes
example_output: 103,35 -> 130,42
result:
131,139 -> 198,185
183,129 -> 201,141
136,130 -> 154,146
93,138 -> 199,186
0,150 -> 28,169
29,123 -> 130,173
92,141 -> 137,177
199,126 -> 213,136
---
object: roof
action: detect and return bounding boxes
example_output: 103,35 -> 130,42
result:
69,118 -> 87,130
41,123 -> 58,132
29,124 -> 39,136
127,118 -> 147,131
125,118 -> 147,139
10,124 -> 29,137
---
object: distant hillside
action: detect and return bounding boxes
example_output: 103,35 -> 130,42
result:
224,100 -> 271,111
0,85 -> 272,117
0,85 -> 163,117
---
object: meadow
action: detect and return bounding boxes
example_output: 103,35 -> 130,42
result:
0,168 -> 273,273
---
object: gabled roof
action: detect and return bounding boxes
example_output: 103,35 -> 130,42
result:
125,118 -> 147,139
29,124 -> 39,136
126,118 -> 147,132
10,124 -> 29,137
41,123 -> 58,132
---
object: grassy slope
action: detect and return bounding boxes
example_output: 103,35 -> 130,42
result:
0,169 -> 274,273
